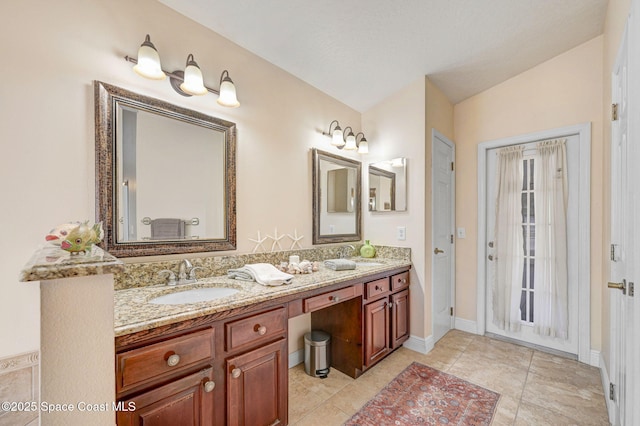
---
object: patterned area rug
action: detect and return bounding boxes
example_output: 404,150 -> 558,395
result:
345,362 -> 500,425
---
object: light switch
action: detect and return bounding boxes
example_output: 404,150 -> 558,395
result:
397,226 -> 406,241
457,227 -> 466,239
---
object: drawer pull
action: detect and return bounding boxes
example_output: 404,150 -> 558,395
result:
400,278 -> 407,284
166,353 -> 181,367
375,285 -> 380,291
254,324 -> 267,335
231,368 -> 242,379
203,380 -> 216,393
330,295 -> 340,303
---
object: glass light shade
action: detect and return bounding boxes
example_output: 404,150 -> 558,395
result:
357,140 -> 368,154
331,128 -> 345,147
344,132 -> 357,150
133,37 -> 165,80
180,55 -> 208,96
217,77 -> 240,107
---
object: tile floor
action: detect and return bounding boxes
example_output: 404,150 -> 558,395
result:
288,330 -> 610,425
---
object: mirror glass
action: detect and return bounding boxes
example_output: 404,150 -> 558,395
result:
95,81 -> 236,257
312,149 -> 361,244
368,158 -> 407,212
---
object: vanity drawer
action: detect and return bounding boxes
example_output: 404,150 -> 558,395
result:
225,307 -> 287,352
116,327 -> 214,395
304,284 -> 362,313
365,278 -> 390,301
391,271 -> 410,291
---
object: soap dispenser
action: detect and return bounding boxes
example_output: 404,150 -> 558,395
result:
360,240 -> 376,258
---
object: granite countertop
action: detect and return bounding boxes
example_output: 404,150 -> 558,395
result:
19,245 -> 124,282
115,257 -> 411,336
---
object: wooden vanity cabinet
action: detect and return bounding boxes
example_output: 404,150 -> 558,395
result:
116,367 -> 215,426
363,271 -> 410,368
115,328 -> 217,426
224,307 -> 288,426
226,338 -> 287,426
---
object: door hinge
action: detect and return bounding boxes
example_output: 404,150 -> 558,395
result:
629,282 -> 635,297
451,161 -> 454,171
450,307 -> 453,316
612,103 -> 618,121
610,382 -> 615,400
450,234 -> 454,244
611,244 -> 619,261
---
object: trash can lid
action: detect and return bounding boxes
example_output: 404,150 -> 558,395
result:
304,330 -> 331,344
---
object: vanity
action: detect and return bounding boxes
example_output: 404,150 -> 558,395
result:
113,257 -> 410,426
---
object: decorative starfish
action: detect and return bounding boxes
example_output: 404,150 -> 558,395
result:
248,231 -> 268,253
287,229 -> 304,250
267,228 -> 285,252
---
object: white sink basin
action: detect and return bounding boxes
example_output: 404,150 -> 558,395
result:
354,261 -> 384,266
149,287 -> 240,305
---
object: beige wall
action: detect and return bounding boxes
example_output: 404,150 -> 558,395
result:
600,0 -> 632,369
0,0 -> 360,358
361,76 -> 453,344
453,37 -> 604,348
362,77 -> 427,339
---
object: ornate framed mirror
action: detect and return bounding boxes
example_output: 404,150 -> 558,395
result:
312,148 -> 362,244
95,81 -> 236,257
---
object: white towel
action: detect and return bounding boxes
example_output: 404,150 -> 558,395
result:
227,263 -> 294,286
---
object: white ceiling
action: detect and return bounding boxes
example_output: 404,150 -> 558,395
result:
158,0 -> 608,112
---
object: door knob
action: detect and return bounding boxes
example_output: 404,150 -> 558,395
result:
488,255 -> 495,261
488,241 -> 494,248
608,279 -> 627,295
434,248 -> 444,254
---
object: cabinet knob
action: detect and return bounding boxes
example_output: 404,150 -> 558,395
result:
400,278 -> 407,284
231,368 -> 242,379
330,295 -> 340,303
203,380 -> 216,393
166,353 -> 180,367
375,285 -> 381,291
254,324 -> 267,335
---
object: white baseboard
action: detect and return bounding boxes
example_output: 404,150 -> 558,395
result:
590,349 -> 600,368
599,354 -> 615,425
454,317 -> 479,334
288,349 -> 304,368
403,335 -> 435,354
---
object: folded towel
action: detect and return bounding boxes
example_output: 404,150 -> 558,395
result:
324,259 -> 356,271
150,218 -> 185,240
228,263 -> 294,286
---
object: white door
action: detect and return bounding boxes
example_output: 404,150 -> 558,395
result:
432,130 -> 455,343
484,135 -> 581,355
609,16 -> 636,425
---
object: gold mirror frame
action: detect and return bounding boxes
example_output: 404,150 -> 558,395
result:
312,148 -> 362,244
94,81 -> 236,257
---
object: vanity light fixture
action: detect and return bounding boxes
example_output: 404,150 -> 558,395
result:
355,133 -> 369,154
132,35 -> 166,80
343,127 -> 357,150
321,120 -> 369,154
322,120 -> 345,147
126,34 -> 240,108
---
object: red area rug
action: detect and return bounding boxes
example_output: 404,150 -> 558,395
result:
345,362 -> 500,426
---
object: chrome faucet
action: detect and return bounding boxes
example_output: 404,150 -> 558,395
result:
178,259 -> 193,283
158,260 -> 203,286
338,244 -> 356,258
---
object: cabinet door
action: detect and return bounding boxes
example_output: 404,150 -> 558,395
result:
391,289 -> 410,349
226,338 -> 287,426
116,368 -> 215,426
364,298 -> 389,367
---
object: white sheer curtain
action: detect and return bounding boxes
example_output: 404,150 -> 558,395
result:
493,146 -> 525,332
533,139 -> 569,339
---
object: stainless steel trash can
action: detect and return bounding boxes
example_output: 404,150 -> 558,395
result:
304,330 -> 331,378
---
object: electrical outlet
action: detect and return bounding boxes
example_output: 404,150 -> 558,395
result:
397,226 -> 406,241
457,227 -> 466,239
